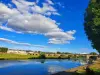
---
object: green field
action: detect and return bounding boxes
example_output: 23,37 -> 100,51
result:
0,53 -> 40,60
0,53 -> 85,60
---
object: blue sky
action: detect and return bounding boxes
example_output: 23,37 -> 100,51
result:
0,0 -> 98,53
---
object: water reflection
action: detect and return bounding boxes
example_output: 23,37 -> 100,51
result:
0,59 -> 87,75
48,65 -> 66,74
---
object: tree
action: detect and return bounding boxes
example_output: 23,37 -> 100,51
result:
57,51 -> 61,54
0,47 -> 8,53
84,0 -> 100,53
90,52 -> 97,55
39,52 -> 46,59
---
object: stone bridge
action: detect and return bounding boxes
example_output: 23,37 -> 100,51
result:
74,54 -> 98,59
85,55 -> 98,59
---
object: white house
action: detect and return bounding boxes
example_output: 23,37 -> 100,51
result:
7,49 -> 28,55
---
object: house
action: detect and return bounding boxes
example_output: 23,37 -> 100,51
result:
7,49 -> 28,55
45,53 -> 61,57
27,51 -> 40,56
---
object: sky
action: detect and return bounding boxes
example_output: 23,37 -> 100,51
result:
0,0 -> 98,53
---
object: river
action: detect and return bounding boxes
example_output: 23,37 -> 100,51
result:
0,59 -> 87,75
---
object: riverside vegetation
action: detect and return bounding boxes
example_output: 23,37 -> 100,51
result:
0,53 -> 86,60
0,47 -> 97,60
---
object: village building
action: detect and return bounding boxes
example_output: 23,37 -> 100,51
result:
45,53 -> 61,57
7,49 -> 41,56
27,51 -> 40,56
7,49 -> 28,55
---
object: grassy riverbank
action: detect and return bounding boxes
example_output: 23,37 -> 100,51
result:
0,53 -> 71,60
52,59 -> 100,75
0,53 -> 92,60
0,53 -> 39,60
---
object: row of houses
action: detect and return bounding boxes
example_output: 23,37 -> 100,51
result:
7,49 -> 40,56
7,49 -> 68,57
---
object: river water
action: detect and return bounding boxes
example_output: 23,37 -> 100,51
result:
0,59 -> 87,75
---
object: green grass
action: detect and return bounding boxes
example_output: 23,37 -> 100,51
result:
0,53 -> 39,60
0,53 -> 83,60
0,53 -> 66,60
76,60 -> 100,75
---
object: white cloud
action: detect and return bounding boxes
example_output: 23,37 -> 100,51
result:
0,3 -> 12,15
31,3 -> 59,16
0,26 -> 22,33
12,0 -> 35,14
57,2 -> 65,8
0,0 -> 76,44
0,38 -> 46,48
47,30 -> 76,44
48,38 -> 70,44
0,38 -> 31,46
8,14 -> 61,34
46,0 -> 54,5
0,26 -> 14,32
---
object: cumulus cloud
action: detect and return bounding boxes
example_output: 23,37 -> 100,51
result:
0,0 -> 76,44
46,30 -> 76,44
0,38 -> 46,48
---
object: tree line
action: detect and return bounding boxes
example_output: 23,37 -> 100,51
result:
0,47 -> 8,53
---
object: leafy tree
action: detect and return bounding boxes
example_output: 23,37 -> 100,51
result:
63,52 -> 72,54
84,0 -> 100,53
90,52 -> 97,55
39,52 -> 46,59
57,51 -> 61,54
0,47 -> 8,53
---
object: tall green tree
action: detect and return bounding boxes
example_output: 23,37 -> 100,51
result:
84,0 -> 100,53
